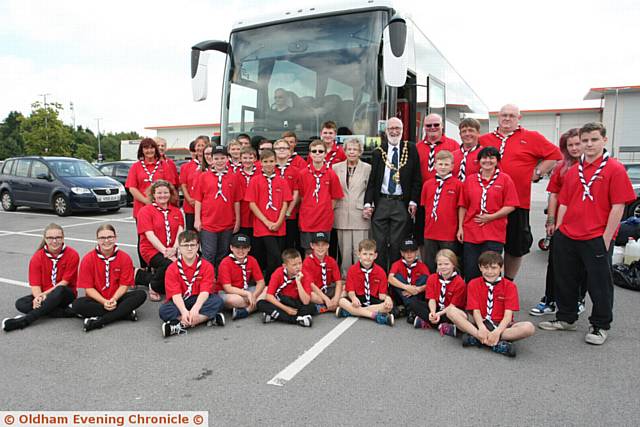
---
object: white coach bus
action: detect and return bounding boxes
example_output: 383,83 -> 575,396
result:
190,1 -> 488,148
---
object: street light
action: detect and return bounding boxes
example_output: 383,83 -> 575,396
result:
96,118 -> 103,162
38,93 -> 51,151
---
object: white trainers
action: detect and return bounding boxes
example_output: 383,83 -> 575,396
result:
585,325 -> 607,345
538,319 -> 577,331
296,315 -> 313,327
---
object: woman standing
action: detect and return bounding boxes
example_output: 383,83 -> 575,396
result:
180,137 -> 207,231
333,138 -> 371,276
2,224 -> 79,332
72,225 -> 147,332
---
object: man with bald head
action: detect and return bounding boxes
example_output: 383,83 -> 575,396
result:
480,104 -> 562,279
364,117 -> 422,271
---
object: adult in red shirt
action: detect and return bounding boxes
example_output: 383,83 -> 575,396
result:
452,118 -> 483,183
2,224 -> 80,332
125,138 -> 175,268
540,123 -> 636,345
181,137 -> 207,231
298,139 -> 344,252
71,224 -> 147,332
154,137 -> 180,190
479,104 -> 562,279
135,180 -> 184,301
281,131 -> 308,169
274,138 -> 302,253
457,146 -> 519,280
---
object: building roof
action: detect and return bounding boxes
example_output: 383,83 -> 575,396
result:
489,107 -> 602,115
144,123 -> 220,130
584,85 -> 640,100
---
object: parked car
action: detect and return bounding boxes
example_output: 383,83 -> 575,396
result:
624,162 -> 640,185
97,161 -> 135,206
0,156 -> 127,216
622,163 -> 640,218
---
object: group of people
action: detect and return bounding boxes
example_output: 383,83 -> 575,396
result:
2,104 -> 633,354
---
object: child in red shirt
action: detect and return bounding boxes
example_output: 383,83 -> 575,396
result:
274,138 -> 302,253
337,239 -> 394,326
227,139 -> 242,173
303,232 -> 344,313
447,251 -> 534,357
246,149 -> 292,282
236,147 -> 260,256
411,249 -> 466,337
256,249 -> 316,327
218,234 -> 266,320
159,230 -> 225,337
421,150 -> 464,272
3,224 -> 80,332
387,239 -> 429,322
72,224 -> 147,332
180,137 -> 207,231
307,121 -> 347,168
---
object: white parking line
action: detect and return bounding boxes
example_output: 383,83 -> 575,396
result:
267,317 -> 358,387
0,220 -> 107,237
0,277 -> 30,288
0,210 -> 134,222
0,231 -> 136,248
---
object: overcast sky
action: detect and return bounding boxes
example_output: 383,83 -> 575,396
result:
1,0 -> 638,137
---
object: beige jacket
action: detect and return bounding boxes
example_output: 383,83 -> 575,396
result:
333,160 -> 371,230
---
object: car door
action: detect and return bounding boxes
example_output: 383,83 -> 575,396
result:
29,160 -> 56,206
11,159 -> 32,204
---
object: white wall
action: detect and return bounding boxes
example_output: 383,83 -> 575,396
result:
604,92 -> 640,158
153,126 -> 219,149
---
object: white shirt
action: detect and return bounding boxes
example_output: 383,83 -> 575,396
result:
381,142 -> 402,196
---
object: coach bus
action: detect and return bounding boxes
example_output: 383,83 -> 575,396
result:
190,1 -> 488,149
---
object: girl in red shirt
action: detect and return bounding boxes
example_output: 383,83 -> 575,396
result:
72,224 -> 147,332
2,224 -> 80,332
181,137 -> 207,231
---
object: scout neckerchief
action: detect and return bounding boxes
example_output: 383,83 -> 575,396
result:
178,255 -> 202,299
438,272 -> 458,311
277,157 -> 293,178
458,144 -> 480,182
229,160 -> 241,173
152,202 -> 171,246
431,173 -> 452,221
492,126 -> 520,157
140,159 -> 160,183
262,171 -> 278,211
579,150 -> 609,201
240,165 -> 256,186
213,168 -> 228,202
484,277 -> 501,325
477,169 -> 500,214
325,145 -> 339,168
95,246 -> 119,291
402,258 -> 417,285
311,254 -> 328,292
274,268 -> 294,301
422,139 -> 440,172
44,244 -> 66,288
308,164 -> 326,203
360,263 -> 373,306
229,253 -> 248,290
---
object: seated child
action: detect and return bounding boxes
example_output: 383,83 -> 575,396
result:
337,239 -> 394,326
387,238 -> 429,322
303,232 -> 344,313
447,251 -> 535,357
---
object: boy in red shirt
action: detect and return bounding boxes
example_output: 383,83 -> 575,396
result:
274,138 -> 302,253
160,230 -> 225,338
337,239 -> 394,326
387,239 -> 429,322
307,121 -> 347,168
298,139 -> 344,253
281,131 -> 307,169
246,149 -> 292,282
539,122 -> 636,345
193,145 -> 242,267
218,234 -> 266,320
227,139 -> 242,173
303,232 -> 343,313
256,248 -> 316,327
447,251 -> 535,357
421,150 -> 464,272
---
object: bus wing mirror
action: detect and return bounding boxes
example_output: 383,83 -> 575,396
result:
191,40 -> 230,102
382,15 -> 408,87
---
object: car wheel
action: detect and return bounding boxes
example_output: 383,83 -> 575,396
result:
53,194 -> 71,216
633,200 -> 640,218
1,191 -> 17,211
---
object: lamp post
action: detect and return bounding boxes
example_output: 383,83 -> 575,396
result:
38,93 -> 51,151
96,118 -> 103,162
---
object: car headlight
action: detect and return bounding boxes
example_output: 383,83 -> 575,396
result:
70,187 -> 91,195
118,184 -> 126,194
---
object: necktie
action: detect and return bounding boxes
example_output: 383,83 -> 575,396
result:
388,146 -> 398,194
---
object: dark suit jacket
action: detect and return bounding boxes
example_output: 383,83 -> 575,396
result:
365,140 -> 422,207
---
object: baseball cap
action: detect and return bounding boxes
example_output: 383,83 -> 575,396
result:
310,232 -> 330,243
400,239 -> 418,251
230,234 -> 251,247
211,145 -> 227,155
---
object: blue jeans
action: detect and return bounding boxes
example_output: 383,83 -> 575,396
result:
390,273 -> 427,307
200,229 -> 232,267
159,294 -> 223,321
463,241 -> 504,280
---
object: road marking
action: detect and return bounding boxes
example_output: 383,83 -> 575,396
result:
0,231 -> 136,248
0,277 -> 30,288
0,220 -> 107,237
0,210 -> 134,221
267,317 -> 358,387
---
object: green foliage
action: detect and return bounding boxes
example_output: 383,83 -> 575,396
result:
21,102 -> 73,156
0,111 -> 25,159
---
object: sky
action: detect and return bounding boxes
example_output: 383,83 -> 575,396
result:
1,0 -> 639,137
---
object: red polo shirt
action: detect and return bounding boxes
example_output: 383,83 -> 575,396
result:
164,257 -> 215,302
345,263 -> 388,298
421,176 -> 464,241
162,157 -> 180,190
267,266 -> 311,301
307,143 -> 347,169
245,173 -> 293,237
125,160 -> 175,218
480,127 -> 562,209
298,165 -> 344,232
276,163 -> 301,219
459,171 -> 519,244
28,247 -> 80,295
302,254 -> 341,290
452,145 -> 482,182
416,136 -> 460,182
179,160 -> 201,214
193,170 -> 242,232
78,249 -> 135,300
425,273 -> 466,309
217,255 -> 264,290
389,259 -> 430,285
290,153 -> 307,169
466,277 -> 520,323
137,204 -> 184,263
235,165 -> 260,228
558,156 -> 635,240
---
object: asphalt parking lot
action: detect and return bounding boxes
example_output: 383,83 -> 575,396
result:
1,182 -> 639,426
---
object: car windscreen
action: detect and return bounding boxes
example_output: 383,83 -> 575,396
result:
49,160 -> 104,177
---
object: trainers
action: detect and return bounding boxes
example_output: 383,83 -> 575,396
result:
461,333 -> 481,348
296,315 -> 313,327
335,307 -> 351,318
491,340 -> 516,357
438,322 -> 457,337
413,317 -> 430,329
406,311 -> 416,324
538,319 -> 577,331
83,316 -> 103,332
127,310 -> 138,321
315,304 -> 328,314
162,319 -> 187,338
577,299 -> 586,315
262,312 -> 276,324
232,308 -> 249,320
375,313 -> 394,326
585,325 -> 607,345
207,313 -> 225,327
2,315 -> 28,332
529,300 -> 556,316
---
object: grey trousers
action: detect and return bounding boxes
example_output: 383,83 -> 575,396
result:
372,197 -> 410,271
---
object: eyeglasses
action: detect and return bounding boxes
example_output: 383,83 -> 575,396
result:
179,243 -> 198,249
310,150 -> 325,154
424,123 -> 441,128
97,236 -> 116,241
45,236 -> 63,241
387,126 -> 402,131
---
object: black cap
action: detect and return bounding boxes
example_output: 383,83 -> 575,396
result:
310,232 -> 330,243
211,145 -> 227,155
400,239 -> 418,251
230,234 -> 251,247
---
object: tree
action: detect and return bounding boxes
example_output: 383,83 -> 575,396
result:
0,111 -> 25,159
74,144 -> 96,161
21,101 -> 73,156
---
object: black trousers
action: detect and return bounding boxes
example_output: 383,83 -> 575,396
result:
257,296 -> 317,324
462,241 -> 503,281
185,213 -> 195,232
285,219 -> 302,253
15,286 -> 76,323
71,290 -> 147,327
408,298 -> 452,325
255,236 -> 284,284
135,219 -> 148,269
553,231 -> 613,329
149,253 -> 173,294
372,197 -> 410,271
544,235 -> 586,302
